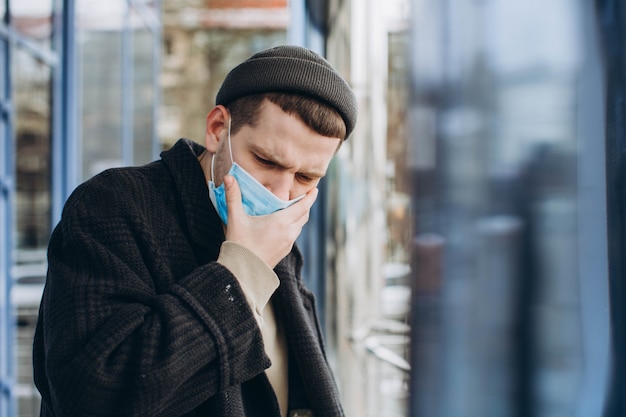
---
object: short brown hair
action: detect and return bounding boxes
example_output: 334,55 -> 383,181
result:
227,92 -> 347,140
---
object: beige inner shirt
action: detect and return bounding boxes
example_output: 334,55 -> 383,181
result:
217,241 -> 289,417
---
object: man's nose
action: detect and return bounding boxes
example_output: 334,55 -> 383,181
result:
265,174 -> 293,201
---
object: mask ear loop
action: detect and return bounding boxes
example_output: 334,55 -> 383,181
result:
227,116 -> 234,163
211,115 -> 234,183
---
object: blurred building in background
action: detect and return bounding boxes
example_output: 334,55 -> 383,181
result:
0,1 -> 623,417
408,2 -> 611,417
159,0 -> 289,148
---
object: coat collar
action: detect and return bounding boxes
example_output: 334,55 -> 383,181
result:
160,138 -> 225,261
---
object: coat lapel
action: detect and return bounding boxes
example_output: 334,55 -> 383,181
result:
273,252 -> 344,417
160,139 -> 225,262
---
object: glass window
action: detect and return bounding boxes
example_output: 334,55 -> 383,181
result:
13,45 -> 52,261
386,31 -> 411,265
159,1 -> 287,149
5,2 -> 162,416
77,0 -> 160,176
77,0 -> 125,179
0,5 -> 11,415
133,23 -> 155,166
10,4 -> 56,417
408,1 -> 591,415
10,0 -> 53,46
11,44 -> 52,262
11,0 -> 55,261
321,1 -> 416,415
377,28 -> 412,417
132,0 -> 157,7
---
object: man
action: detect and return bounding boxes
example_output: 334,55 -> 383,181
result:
33,45 -> 357,417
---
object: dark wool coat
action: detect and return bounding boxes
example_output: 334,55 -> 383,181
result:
33,139 -> 344,417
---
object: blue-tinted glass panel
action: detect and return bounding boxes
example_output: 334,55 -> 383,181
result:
0,21 -> 11,416
159,28 -> 285,148
10,0 -> 52,44
133,22 -> 155,166
13,48 -> 51,257
408,1 -> 600,416
12,44 -> 51,417
77,0 -> 125,179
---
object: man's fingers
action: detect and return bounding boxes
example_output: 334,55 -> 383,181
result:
224,175 -> 244,221
306,187 -> 319,204
280,187 -> 318,223
295,187 -> 319,214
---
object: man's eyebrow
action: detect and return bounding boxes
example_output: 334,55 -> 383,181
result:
250,144 -> 326,178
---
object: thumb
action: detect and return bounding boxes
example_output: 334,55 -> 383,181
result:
224,175 -> 244,222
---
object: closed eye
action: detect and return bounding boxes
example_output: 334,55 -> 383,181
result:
254,154 -> 277,168
252,151 -> 321,183
296,173 -> 316,183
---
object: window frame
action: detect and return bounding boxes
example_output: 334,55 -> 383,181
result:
0,1 -> 162,415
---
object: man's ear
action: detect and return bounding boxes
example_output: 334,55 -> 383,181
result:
204,105 -> 229,153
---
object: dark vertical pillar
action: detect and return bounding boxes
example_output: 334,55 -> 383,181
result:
597,0 -> 626,415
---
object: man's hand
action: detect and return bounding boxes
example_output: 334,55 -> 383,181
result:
223,174 -> 319,269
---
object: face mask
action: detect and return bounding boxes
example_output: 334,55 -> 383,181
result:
208,117 -> 304,225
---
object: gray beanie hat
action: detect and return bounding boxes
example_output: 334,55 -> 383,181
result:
216,45 -> 358,139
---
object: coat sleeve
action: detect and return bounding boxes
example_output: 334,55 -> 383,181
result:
33,172 -> 270,417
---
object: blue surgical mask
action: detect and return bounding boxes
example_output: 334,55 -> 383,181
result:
208,117 -> 304,225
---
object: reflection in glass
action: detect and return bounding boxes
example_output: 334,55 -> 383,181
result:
13,47 -> 51,254
133,23 -> 155,166
381,28 -> 411,417
159,28 -> 286,148
77,1 -> 124,179
10,0 -> 53,44
78,0 -> 161,176
131,0 -> 157,8
386,31 -> 412,264
409,1 -> 588,416
76,0 -> 126,31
